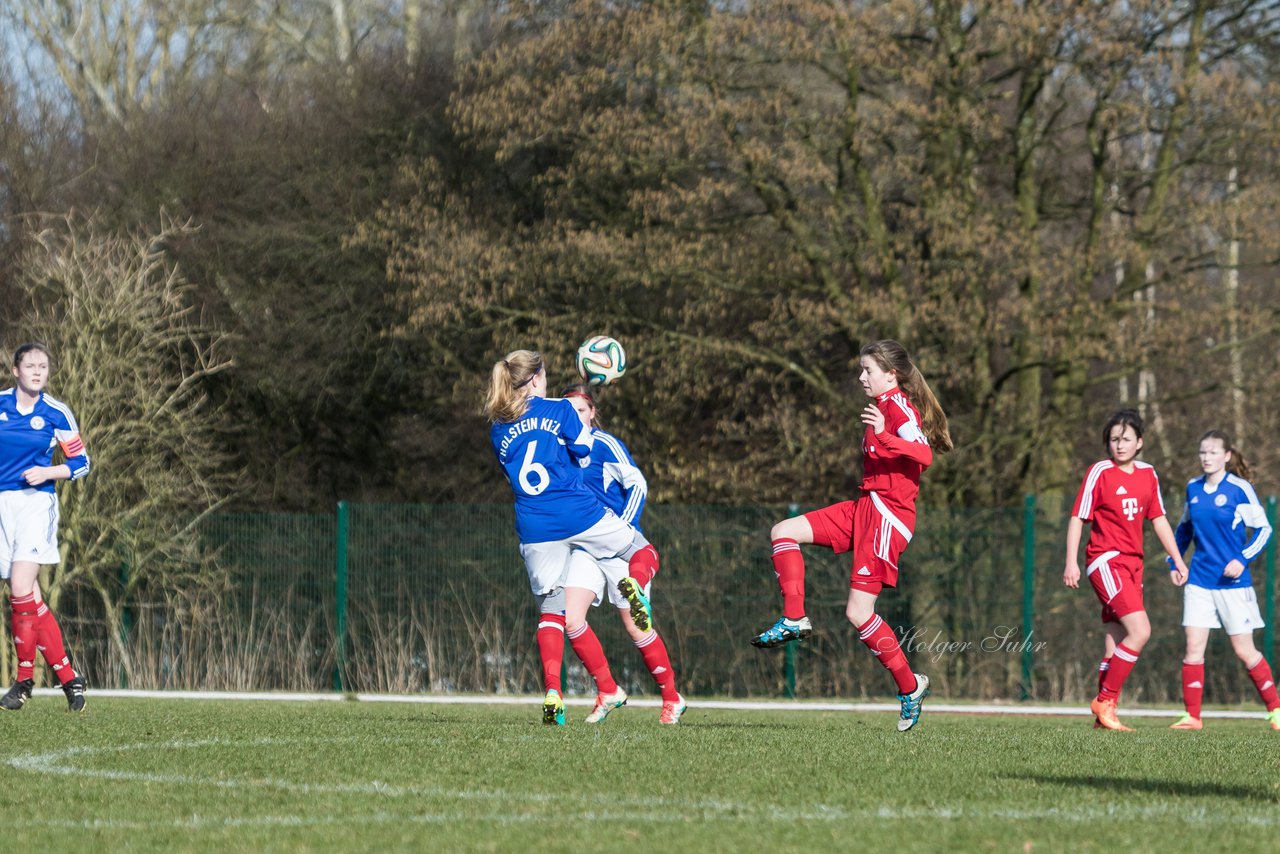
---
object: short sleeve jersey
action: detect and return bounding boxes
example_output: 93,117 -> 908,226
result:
860,390 -> 930,515
490,396 -> 606,543
1175,474 -> 1271,590
580,428 -> 647,533
1071,460 -> 1165,560
0,389 -> 90,493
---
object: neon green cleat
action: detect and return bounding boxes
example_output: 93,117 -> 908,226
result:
1266,708 -> 1280,731
617,577 -> 652,632
542,689 -> 566,726
1169,713 -> 1202,730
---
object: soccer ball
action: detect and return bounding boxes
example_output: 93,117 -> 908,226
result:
575,335 -> 627,386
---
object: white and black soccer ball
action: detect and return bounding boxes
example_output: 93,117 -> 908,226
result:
575,335 -> 627,386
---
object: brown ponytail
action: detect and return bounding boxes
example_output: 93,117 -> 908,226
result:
860,340 -> 953,453
1200,429 -> 1251,480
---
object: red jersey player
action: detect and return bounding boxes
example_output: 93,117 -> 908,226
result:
750,340 -> 952,732
1064,408 -> 1188,731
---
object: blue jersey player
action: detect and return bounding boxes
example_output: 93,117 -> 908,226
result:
1168,430 -> 1278,731
484,350 -> 660,725
0,343 -> 89,712
559,384 -> 685,725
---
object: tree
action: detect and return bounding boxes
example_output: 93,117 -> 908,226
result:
10,212 -> 236,679
372,0 -> 1280,505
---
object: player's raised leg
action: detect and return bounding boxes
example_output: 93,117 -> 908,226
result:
752,514 -> 815,648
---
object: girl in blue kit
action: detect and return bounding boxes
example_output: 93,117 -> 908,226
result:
560,384 -> 685,725
484,350 -> 660,725
0,343 -> 90,712
1168,430 -> 1277,730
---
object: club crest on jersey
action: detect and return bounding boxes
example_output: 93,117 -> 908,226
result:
1215,494 -> 1228,507
29,416 -> 44,430
1121,497 -> 1139,521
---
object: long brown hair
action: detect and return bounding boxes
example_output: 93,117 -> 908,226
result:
1200,429 -> 1251,480
483,350 -> 543,423
860,339 -> 953,453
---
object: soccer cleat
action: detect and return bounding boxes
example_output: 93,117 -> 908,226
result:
1089,697 -> 1134,732
659,693 -> 687,725
584,688 -> 628,724
62,674 -> 87,713
1169,713 -> 1202,730
750,616 -> 813,648
542,689 -> 566,726
617,577 -> 652,632
896,673 -> 930,732
0,679 -> 34,711
1266,708 -> 1280,731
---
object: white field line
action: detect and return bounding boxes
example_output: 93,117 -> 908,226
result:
31,687 -> 1270,719
7,738 -> 1280,830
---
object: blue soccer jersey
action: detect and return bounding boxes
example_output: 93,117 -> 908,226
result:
580,428 -> 647,532
491,396 -> 606,543
0,389 -> 90,493
1174,474 -> 1271,590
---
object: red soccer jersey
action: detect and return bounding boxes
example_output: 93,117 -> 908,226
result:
860,389 -> 933,519
1071,460 -> 1166,559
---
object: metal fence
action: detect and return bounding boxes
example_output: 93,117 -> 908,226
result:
53,499 -> 1280,705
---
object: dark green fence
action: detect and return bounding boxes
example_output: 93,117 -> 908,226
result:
55,499 -> 1280,704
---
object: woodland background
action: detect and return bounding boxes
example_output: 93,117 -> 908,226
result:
1,2 -> 1279,686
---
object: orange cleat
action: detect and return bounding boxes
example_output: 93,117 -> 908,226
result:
1169,714 -> 1203,730
1090,697 -> 1134,732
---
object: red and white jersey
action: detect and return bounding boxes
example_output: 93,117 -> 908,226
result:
860,389 -> 932,520
1072,460 -> 1166,559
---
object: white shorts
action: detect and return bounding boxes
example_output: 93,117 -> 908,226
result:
0,488 -> 61,578
1183,583 -> 1265,635
518,511 -> 645,596
564,549 -> 651,609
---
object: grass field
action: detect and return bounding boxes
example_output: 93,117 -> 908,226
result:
2,695 -> 1277,852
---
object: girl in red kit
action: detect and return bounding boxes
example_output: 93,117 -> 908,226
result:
750,340 -> 951,732
1063,409 -> 1189,731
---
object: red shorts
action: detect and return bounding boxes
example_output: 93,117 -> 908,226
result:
805,494 -> 913,594
1086,550 -> 1145,623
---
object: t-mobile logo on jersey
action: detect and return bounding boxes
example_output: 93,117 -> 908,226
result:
1121,497 -> 1139,520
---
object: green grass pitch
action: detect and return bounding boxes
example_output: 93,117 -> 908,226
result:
1,697 -> 1277,852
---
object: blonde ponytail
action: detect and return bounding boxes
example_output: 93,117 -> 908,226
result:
483,350 -> 543,423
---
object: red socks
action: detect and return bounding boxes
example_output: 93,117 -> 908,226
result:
10,593 -> 38,682
35,603 -> 75,685
635,631 -> 680,702
1247,656 -> 1280,712
1097,658 -> 1110,695
567,623 -> 618,695
1182,660 -> 1204,718
536,613 -> 566,693
857,615 -> 917,694
1098,643 -> 1139,701
772,539 -> 805,620
627,545 -> 659,588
